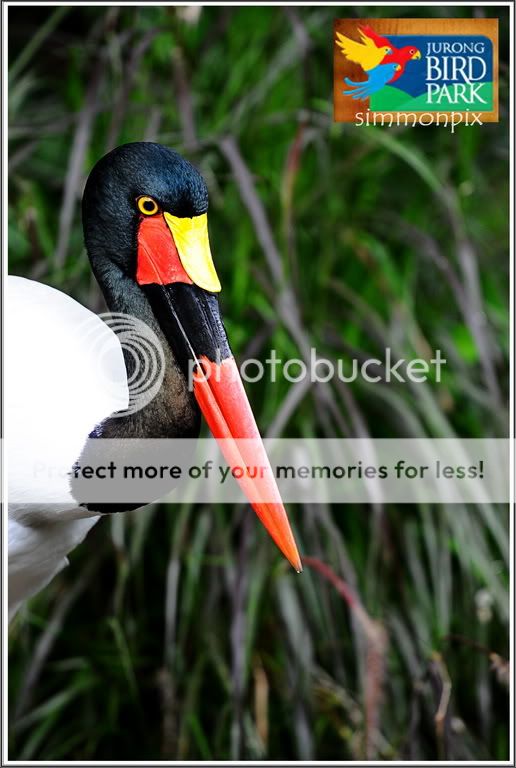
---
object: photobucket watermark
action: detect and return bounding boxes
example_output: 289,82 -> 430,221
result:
189,347 -> 446,390
81,313 -> 447,416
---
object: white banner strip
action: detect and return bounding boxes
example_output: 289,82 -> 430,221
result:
8,438 -> 510,506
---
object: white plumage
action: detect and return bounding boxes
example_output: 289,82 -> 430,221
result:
7,276 -> 128,616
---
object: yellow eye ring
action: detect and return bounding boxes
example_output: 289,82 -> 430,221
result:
137,196 -> 159,216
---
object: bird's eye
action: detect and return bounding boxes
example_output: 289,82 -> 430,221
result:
137,196 -> 159,216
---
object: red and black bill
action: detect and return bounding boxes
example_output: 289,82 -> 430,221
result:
137,212 -> 302,572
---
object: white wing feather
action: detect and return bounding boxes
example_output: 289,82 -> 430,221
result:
7,276 -> 129,613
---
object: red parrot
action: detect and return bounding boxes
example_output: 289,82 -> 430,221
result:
358,25 -> 421,83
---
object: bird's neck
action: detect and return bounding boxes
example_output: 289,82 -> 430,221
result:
89,257 -> 200,440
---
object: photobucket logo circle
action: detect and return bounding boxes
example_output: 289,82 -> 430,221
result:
80,312 -> 165,416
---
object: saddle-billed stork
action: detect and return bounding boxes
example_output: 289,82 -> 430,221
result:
7,142 -> 301,618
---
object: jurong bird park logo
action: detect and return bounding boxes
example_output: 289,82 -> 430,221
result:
333,18 -> 499,128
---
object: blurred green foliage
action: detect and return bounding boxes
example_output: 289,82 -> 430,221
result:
8,5 -> 509,761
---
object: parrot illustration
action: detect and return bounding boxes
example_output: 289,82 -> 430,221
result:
358,25 -> 422,82
335,29 -> 393,71
343,62 -> 401,99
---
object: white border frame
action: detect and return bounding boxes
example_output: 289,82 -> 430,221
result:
2,2 -> 514,766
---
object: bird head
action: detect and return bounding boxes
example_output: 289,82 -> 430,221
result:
397,46 -> 421,61
82,142 -> 302,572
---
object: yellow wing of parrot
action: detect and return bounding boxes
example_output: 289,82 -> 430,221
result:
335,31 -> 390,71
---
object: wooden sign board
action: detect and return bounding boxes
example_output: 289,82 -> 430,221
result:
334,18 -> 499,123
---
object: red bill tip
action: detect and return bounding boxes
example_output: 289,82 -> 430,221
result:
192,356 -> 302,572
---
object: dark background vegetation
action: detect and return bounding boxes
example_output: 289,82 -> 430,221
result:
8,4 -> 509,761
